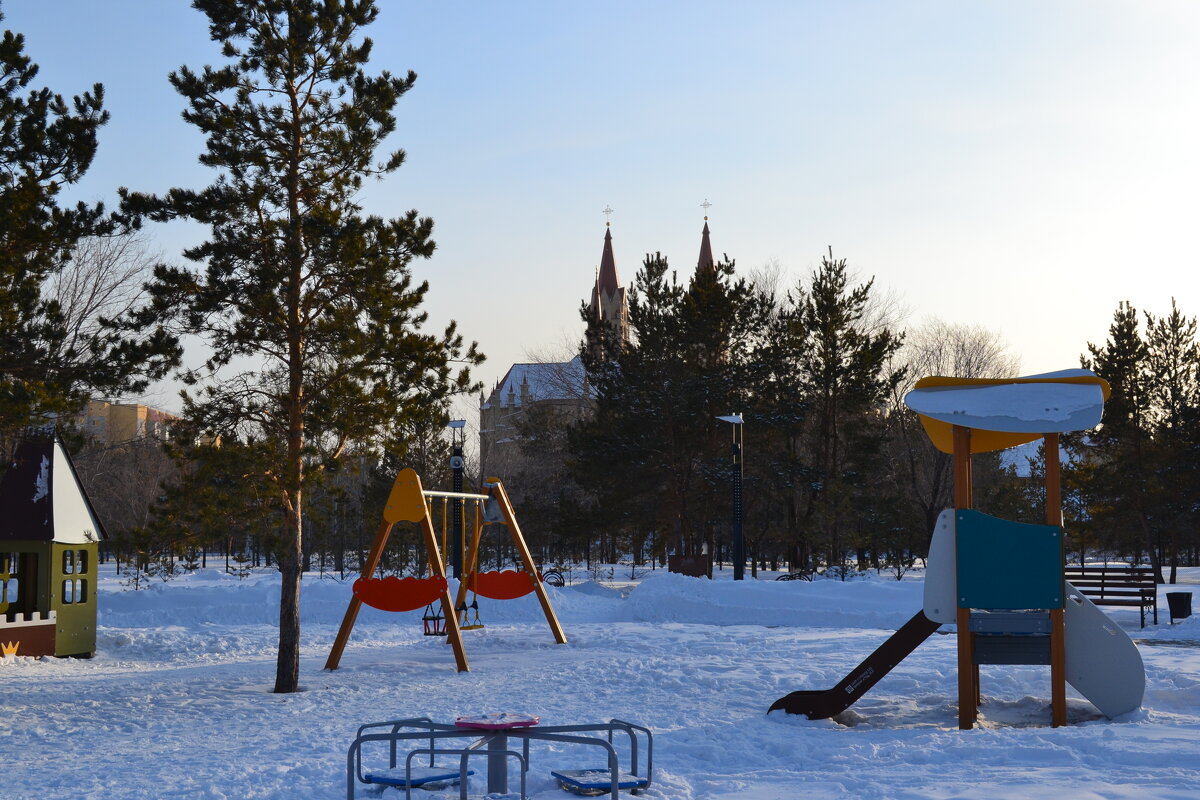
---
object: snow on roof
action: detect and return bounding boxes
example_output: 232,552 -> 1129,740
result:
488,355 -> 586,408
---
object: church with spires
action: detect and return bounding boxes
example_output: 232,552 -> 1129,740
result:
477,211 -> 717,480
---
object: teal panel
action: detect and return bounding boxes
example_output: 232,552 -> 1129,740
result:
956,510 -> 1063,609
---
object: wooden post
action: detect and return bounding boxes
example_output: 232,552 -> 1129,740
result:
953,425 -> 973,510
1044,433 -> 1063,527
952,425 -> 977,729
419,505 -> 470,672
1045,433 -> 1067,727
487,478 -> 568,644
325,518 -> 392,671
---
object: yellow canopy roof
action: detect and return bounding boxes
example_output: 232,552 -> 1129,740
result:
905,369 -> 1111,454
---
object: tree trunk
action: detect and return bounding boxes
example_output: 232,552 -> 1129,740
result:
1136,510 -> 1164,584
274,496 -> 303,693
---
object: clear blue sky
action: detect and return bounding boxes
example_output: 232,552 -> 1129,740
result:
7,1 -> 1200,411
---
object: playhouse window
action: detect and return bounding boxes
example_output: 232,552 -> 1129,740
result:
0,575 -> 16,613
60,577 -> 88,605
1,553 -> 17,615
61,550 -> 89,575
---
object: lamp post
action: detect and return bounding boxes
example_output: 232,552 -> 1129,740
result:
717,413 -> 744,580
448,419 -> 466,579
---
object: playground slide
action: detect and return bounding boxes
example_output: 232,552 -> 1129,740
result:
927,508 -> 1144,719
1063,580 -> 1145,718
771,505 -> 1144,720
768,610 -> 942,719
767,593 -> 1144,721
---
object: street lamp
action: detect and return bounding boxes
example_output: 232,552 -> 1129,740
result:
716,413 -> 745,581
448,419 -> 466,579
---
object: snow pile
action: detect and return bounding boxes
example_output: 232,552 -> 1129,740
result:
625,570 -> 923,629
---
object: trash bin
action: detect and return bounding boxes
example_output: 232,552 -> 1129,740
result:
1166,591 -> 1193,623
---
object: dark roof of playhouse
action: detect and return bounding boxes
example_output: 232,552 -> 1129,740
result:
0,431 -> 109,543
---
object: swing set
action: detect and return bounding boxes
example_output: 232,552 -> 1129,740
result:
324,468 -> 566,673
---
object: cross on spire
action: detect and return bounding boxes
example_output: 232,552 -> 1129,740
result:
701,198 -> 712,220
602,204 -> 614,226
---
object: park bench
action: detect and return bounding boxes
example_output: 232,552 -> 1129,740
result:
1064,565 -> 1158,628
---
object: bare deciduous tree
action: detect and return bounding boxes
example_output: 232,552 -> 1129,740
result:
888,318 -> 1022,537
901,317 -> 1020,387
46,232 -> 159,352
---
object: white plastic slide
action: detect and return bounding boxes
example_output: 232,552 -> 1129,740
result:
1063,580 -> 1145,718
924,509 -> 1145,719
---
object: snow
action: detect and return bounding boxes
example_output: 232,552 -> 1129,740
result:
6,565 -> 1200,800
906,382 -> 1105,432
31,454 -> 49,504
488,357 -> 586,409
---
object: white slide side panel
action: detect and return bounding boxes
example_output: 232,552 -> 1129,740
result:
923,509 -> 957,624
1064,580 -> 1145,718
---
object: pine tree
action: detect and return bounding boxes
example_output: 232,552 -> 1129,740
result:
1143,300 -> 1200,580
572,254 -> 691,558
124,0 -> 481,692
1079,301 -> 1160,576
1144,300 -> 1200,434
571,251 -> 776,564
0,12 -> 174,451
1086,302 -> 1149,436
743,286 -> 812,574
1075,300 -> 1200,578
788,250 -> 904,577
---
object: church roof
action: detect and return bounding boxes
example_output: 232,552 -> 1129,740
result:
597,225 -> 621,297
482,355 -> 587,409
697,219 -> 715,273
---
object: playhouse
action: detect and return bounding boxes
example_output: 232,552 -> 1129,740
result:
0,430 -> 108,658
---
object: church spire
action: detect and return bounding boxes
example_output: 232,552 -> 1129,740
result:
586,206 -> 630,359
597,224 -> 620,298
696,198 -> 715,275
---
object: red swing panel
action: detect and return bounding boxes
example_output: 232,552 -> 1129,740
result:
354,575 -> 449,612
469,570 -> 539,600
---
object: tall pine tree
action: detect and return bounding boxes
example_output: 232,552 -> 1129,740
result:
0,11 -> 174,453
1142,300 -> 1200,580
1079,301 -> 1159,575
125,0 -> 481,693
572,250 -> 776,563
788,250 -> 904,576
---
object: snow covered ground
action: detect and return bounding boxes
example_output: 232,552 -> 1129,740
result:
6,565 -> 1200,799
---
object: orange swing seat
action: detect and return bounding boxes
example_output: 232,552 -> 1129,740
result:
353,575 -> 449,612
469,570 -> 539,600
